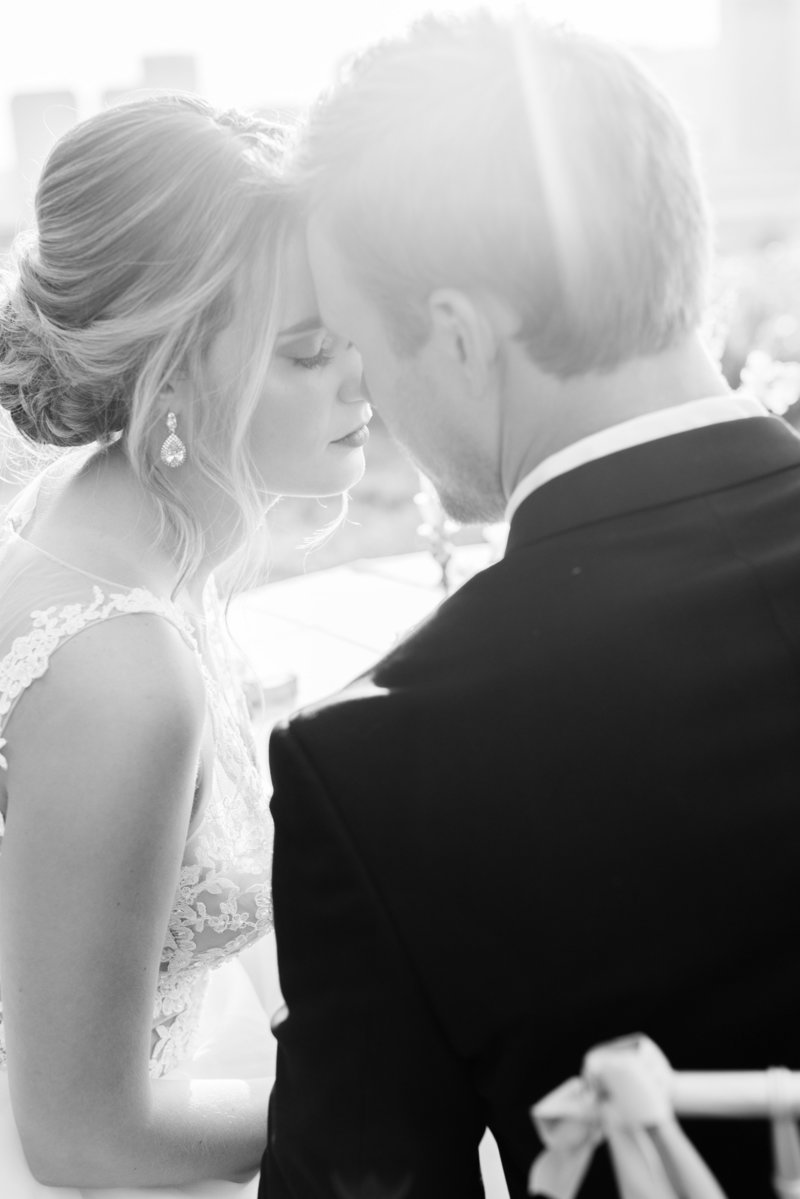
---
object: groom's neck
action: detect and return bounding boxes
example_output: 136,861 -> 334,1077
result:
499,332 -> 732,499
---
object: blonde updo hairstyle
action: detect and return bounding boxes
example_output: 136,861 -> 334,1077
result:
0,93 -> 294,587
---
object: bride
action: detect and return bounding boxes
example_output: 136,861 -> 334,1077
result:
0,94 -> 370,1195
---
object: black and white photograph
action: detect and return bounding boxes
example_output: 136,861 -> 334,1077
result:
1,2 -> 799,1196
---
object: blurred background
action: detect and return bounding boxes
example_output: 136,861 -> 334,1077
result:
2,0 -> 800,579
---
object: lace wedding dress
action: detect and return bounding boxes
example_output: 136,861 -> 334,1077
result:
0,473 -> 277,1197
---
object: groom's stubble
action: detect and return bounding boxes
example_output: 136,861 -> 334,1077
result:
386,365 -> 507,527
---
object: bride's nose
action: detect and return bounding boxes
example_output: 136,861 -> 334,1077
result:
338,344 -> 365,402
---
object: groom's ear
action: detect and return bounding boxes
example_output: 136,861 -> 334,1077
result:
426,288 -> 509,394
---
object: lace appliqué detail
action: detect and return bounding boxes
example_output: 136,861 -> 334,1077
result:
0,582 -> 273,1079
0,585 -> 195,730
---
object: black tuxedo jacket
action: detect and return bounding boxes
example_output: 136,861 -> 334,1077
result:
261,416 -> 800,1199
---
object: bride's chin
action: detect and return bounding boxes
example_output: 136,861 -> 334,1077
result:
342,452 -> 368,488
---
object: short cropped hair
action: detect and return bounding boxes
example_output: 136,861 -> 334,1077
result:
296,12 -> 711,375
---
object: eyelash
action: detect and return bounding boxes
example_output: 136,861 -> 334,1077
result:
293,344 -> 336,370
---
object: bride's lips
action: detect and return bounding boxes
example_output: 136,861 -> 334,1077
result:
331,405 -> 373,448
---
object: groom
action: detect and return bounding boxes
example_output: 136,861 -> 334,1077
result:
261,12 -> 800,1198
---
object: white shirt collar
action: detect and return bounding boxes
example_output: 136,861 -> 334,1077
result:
504,393 -> 770,526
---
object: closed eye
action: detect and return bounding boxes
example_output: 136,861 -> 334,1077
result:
293,347 -> 336,370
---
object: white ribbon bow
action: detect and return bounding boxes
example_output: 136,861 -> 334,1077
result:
529,1036 -> 725,1199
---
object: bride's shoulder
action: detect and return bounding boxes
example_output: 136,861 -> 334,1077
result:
3,598 -> 206,751
36,601 -> 200,704
3,607 -> 206,793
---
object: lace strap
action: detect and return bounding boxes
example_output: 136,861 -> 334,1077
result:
0,584 -> 200,766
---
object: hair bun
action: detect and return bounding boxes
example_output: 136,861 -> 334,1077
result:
0,256 -> 128,448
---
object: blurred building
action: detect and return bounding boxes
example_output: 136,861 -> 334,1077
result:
0,55 -> 201,247
638,0 -> 800,251
102,54 -> 199,109
9,90 -> 77,220
4,5 -> 800,254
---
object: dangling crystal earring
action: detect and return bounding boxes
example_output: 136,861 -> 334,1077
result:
160,411 -> 186,468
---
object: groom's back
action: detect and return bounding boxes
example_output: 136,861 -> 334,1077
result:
267,415 -> 800,1198
266,8 -> 800,1196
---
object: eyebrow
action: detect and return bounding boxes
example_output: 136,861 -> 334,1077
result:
276,316 -> 325,339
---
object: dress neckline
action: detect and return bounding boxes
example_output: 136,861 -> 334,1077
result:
3,464 -> 176,603
8,526 -> 146,595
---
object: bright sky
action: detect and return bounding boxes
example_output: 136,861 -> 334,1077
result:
0,0 -> 720,172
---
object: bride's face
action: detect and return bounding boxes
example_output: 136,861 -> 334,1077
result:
210,232 -> 371,498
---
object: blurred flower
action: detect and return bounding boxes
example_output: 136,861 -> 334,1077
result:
414,473 -> 459,593
701,284 -> 737,363
740,349 -> 800,415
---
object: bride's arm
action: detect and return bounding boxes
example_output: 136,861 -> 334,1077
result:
0,614 -> 270,1187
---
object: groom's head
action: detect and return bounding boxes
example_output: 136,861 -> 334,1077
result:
300,12 -> 711,521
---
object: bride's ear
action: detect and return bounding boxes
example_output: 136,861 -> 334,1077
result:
426,288 -> 511,395
157,373 -> 193,420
